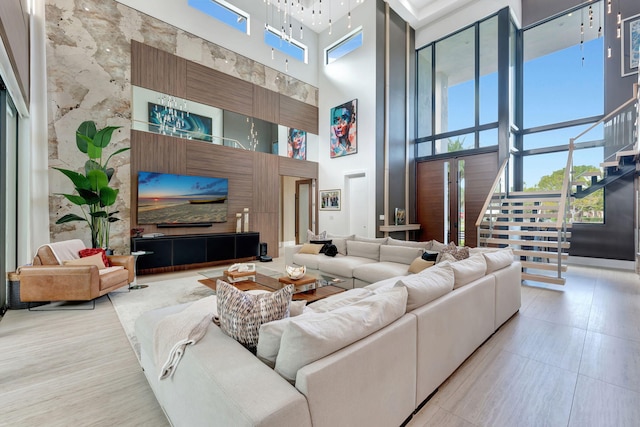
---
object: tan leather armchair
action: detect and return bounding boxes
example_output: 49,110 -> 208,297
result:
18,241 -> 135,303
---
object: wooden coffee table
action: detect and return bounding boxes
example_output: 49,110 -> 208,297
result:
198,272 -> 344,303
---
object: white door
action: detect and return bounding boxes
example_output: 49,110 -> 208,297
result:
347,174 -> 368,236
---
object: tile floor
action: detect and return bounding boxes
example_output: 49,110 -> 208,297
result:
407,265 -> 640,427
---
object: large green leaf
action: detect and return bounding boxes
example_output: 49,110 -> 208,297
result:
89,211 -> 108,218
108,217 -> 121,223
87,169 -> 109,192
77,188 -> 100,205
53,167 -> 91,190
84,159 -> 102,175
87,141 -> 102,160
105,167 -> 114,182
56,213 -> 85,224
104,147 -> 130,170
76,121 -> 96,153
92,126 -> 121,148
99,187 -> 118,207
60,193 -> 87,206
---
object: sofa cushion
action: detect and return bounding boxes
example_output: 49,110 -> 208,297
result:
352,261 -> 411,284
274,286 -> 408,382
450,254 -> 487,289
429,240 -> 449,252
364,275 -> 408,291
346,241 -> 381,261
63,253 -> 106,269
317,255 -> 376,278
98,267 -> 129,291
408,257 -> 434,274
292,252 -> 323,270
257,289 -> 373,367
216,280 -> 293,351
330,238 -> 349,255
379,245 -> 424,265
483,248 -> 514,273
326,233 -> 355,240
395,264 -> 454,311
299,243 -> 324,255
387,237 -> 432,250
354,236 -> 388,244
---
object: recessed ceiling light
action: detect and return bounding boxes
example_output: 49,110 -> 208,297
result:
84,7 -> 90,11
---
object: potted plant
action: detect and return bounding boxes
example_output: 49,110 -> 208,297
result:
54,121 -> 130,251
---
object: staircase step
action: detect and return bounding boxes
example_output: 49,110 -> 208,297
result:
496,204 -> 560,212
484,238 -> 570,249
513,249 -> 569,260
521,261 -> 568,272
479,229 -> 571,238
601,161 -> 619,168
508,191 -> 561,197
488,212 -> 559,219
503,197 -> 563,203
522,272 -> 566,285
581,171 -> 602,177
616,150 -> 637,159
480,221 -> 572,229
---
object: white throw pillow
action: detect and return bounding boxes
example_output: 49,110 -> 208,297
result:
395,264 -> 454,311
483,248 -> 514,273
450,254 -> 487,289
274,286 -> 408,382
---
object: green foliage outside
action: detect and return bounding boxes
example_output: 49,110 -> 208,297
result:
524,165 -> 604,223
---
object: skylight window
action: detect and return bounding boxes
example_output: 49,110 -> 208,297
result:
264,25 -> 308,64
188,0 -> 250,35
325,27 -> 363,65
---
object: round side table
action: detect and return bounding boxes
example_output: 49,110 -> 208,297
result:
130,250 -> 153,290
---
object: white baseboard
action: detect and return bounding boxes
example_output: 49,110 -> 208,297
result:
568,256 -> 635,271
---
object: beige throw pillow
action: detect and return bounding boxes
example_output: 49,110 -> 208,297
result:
299,243 -> 324,255
407,257 -> 435,274
63,253 -> 106,269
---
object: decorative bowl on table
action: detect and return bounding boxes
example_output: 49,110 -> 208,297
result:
286,265 -> 306,280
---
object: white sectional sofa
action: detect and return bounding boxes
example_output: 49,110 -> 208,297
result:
135,248 -> 521,427
285,236 -> 434,288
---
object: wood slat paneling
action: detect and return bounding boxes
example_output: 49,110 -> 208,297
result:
253,86 -> 280,124
278,156 -> 318,179
186,62 -> 253,117
253,213 -> 278,258
253,153 -> 279,214
416,159 -> 445,242
464,152 -> 498,248
131,41 -> 186,97
279,95 -> 319,134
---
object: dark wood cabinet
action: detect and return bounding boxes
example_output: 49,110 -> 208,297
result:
132,232 -> 259,274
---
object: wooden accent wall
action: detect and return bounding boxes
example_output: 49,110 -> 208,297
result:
131,41 -> 318,134
130,130 -> 318,258
463,152 -> 498,248
416,159 -> 446,243
0,0 -> 29,103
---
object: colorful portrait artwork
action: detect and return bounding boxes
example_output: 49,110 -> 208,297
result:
287,128 -> 307,160
330,99 -> 357,158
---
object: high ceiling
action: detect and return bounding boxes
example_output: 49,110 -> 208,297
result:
275,0 -> 474,33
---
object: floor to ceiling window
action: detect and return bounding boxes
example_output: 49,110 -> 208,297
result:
518,1 -> 605,223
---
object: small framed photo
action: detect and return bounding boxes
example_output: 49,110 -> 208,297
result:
621,13 -> 640,77
394,208 -> 406,225
320,189 -> 341,211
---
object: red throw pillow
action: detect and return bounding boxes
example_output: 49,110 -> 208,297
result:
79,248 -> 111,267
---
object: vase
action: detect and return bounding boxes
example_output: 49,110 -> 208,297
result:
236,213 -> 242,233
243,208 -> 249,232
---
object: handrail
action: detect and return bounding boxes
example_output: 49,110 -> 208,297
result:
131,119 -> 243,148
475,157 -> 509,227
557,139 -> 574,229
572,91 -> 637,143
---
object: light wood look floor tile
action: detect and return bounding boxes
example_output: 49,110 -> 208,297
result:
569,375 -> 640,427
408,406 -> 476,427
579,331 -> 640,393
520,284 -> 593,329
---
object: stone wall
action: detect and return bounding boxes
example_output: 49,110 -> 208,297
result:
46,0 -> 318,253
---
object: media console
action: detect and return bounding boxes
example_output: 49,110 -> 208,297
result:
131,232 -> 260,275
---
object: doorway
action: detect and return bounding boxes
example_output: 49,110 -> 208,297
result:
295,179 -> 312,244
417,152 -> 497,247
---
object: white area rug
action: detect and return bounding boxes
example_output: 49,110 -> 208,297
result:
109,274 -> 214,360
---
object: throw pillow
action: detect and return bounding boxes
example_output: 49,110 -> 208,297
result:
395,263 -> 454,311
307,230 -> 327,241
215,280 -> 293,352
298,243 -> 324,255
79,248 -> 111,267
422,251 -> 439,262
309,239 -> 332,254
436,242 -> 470,263
429,240 -> 449,252
324,244 -> 338,257
63,253 -> 106,269
407,257 -> 434,274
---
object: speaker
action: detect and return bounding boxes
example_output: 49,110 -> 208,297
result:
259,242 -> 268,256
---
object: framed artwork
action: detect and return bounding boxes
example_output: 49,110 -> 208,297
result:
330,99 -> 357,158
287,128 -> 307,160
621,13 -> 640,77
394,208 -> 406,225
148,102 -> 213,142
319,189 -> 341,211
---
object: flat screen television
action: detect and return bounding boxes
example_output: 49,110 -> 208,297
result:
137,171 -> 228,225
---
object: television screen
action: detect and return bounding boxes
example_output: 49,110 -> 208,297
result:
137,171 -> 228,225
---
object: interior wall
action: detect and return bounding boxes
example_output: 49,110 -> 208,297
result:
0,0 -> 29,104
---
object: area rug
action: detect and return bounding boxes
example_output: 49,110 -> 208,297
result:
108,274 -> 214,361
